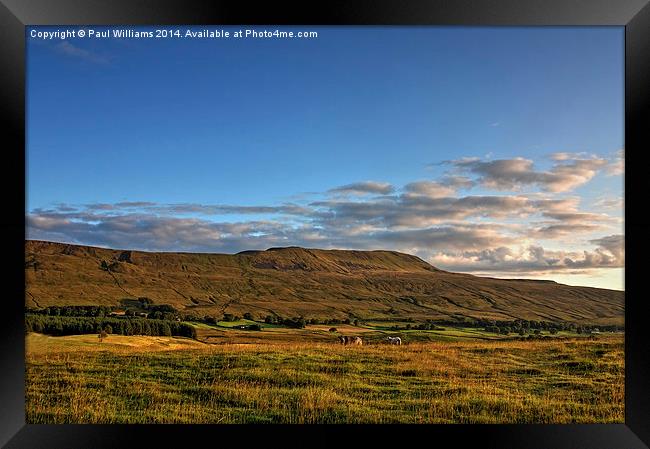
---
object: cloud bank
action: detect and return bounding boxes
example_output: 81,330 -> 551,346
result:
27,152 -> 624,284
446,154 -> 607,192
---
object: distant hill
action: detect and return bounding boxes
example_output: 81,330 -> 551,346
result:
25,240 -> 624,325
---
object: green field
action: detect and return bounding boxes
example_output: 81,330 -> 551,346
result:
186,321 -> 589,344
26,330 -> 624,424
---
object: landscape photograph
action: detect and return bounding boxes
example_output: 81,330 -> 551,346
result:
26,26 -> 624,424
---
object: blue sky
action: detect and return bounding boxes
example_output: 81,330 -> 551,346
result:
26,26 -> 624,289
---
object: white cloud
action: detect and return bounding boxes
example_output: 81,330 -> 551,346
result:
605,149 -> 624,176
447,154 -> 608,192
27,152 -> 624,283
328,181 -> 395,196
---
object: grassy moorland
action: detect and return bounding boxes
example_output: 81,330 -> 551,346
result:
25,241 -> 625,423
25,241 -> 624,325
25,331 -> 624,424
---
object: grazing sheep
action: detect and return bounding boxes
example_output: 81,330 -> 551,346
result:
338,335 -> 363,345
386,336 -> 402,345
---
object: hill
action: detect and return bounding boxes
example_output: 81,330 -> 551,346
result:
25,240 -> 624,325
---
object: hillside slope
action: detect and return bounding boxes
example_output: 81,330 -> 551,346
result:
25,240 -> 624,325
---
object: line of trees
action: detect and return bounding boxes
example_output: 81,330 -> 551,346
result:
481,319 -> 623,335
26,305 -> 622,336
390,322 -> 445,331
307,317 -> 362,325
183,313 -> 307,329
265,315 -> 365,327
381,317 -> 623,333
26,304 -> 183,321
25,315 -> 197,339
26,306 -> 115,317
263,315 -> 307,328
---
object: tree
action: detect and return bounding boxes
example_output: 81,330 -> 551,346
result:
185,325 -> 198,339
329,327 -> 337,332
161,323 -> 172,336
282,316 -> 306,329
98,329 -> 108,342
52,321 -> 64,336
243,312 -> 253,320
138,297 -> 153,307
33,319 -> 44,333
131,320 -> 143,335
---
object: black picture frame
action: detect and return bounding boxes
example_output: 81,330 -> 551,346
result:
2,0 -> 649,447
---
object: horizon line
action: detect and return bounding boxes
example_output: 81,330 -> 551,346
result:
25,238 -> 624,292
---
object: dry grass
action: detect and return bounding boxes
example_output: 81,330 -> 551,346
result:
26,333 -> 624,424
26,240 -> 624,325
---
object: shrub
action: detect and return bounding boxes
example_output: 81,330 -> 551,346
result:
282,316 -> 306,329
138,297 -> 153,306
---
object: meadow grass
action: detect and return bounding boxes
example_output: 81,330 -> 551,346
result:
25,332 -> 623,424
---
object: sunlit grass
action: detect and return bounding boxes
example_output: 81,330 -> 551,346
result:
25,333 -> 623,424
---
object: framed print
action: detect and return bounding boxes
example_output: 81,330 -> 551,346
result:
1,0 -> 649,447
